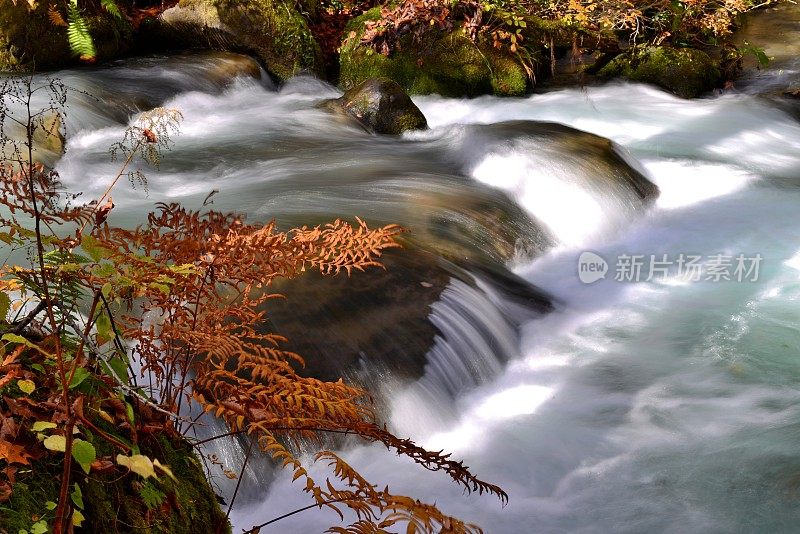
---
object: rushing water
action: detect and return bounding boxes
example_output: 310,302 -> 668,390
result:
29,46 -> 800,532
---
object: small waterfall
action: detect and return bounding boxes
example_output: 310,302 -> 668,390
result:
19,52 -> 800,533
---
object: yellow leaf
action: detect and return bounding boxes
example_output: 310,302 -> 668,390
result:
17,379 -> 35,395
116,453 -> 156,479
153,459 -> 177,481
72,509 -> 85,527
44,434 -> 67,452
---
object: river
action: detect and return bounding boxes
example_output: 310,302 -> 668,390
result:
31,26 -> 800,532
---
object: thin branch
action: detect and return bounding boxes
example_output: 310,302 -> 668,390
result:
244,498 -> 352,533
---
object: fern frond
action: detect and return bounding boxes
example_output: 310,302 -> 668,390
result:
48,5 -> 68,27
67,1 -> 96,61
100,0 -> 122,20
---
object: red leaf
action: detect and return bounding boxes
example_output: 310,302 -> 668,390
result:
142,128 -> 157,144
95,197 -> 114,226
0,439 -> 31,465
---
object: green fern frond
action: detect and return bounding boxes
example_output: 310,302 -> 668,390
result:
67,1 -> 96,61
100,0 -> 123,20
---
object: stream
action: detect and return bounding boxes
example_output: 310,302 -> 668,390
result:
24,15 -> 800,530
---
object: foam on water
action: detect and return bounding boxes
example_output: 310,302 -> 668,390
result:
38,56 -> 800,532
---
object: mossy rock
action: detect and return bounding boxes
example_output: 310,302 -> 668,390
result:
0,0 -> 133,71
321,77 -> 428,135
598,46 -> 721,98
148,0 -> 321,81
0,435 -> 229,534
339,9 -> 530,97
0,0 -> 70,71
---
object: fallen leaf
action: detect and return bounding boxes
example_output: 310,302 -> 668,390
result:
43,434 -> 66,452
0,439 -> 30,465
17,379 -> 35,395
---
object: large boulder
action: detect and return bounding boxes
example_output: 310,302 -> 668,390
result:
141,0 -> 321,81
598,46 -> 721,98
321,78 -> 428,135
339,8 -> 530,97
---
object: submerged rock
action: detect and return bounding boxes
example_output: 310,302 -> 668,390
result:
320,78 -> 428,135
339,9 -> 529,97
141,0 -> 321,81
598,46 -> 721,98
265,247 -> 552,387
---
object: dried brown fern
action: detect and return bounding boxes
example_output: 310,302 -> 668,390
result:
93,202 -> 507,532
0,89 -> 507,532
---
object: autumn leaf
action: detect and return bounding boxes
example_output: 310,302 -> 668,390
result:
17,379 -> 35,395
0,439 -> 30,465
43,434 -> 66,452
117,453 -> 156,479
95,197 -> 114,226
142,128 -> 157,144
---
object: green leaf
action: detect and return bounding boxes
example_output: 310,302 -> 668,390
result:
44,501 -> 57,511
125,401 -> 135,426
149,282 -> 171,295
80,235 -> 110,262
101,282 -> 113,300
0,291 -> 9,321
69,367 -> 90,389
2,333 -> 30,346
70,483 -> 84,510
92,263 -> 116,278
43,435 -> 66,452
31,421 -> 57,432
96,311 -> 112,346
29,521 -> 47,534
30,364 -> 45,374
16,379 -> 35,395
72,439 -> 96,474
2,334 -> 55,358
139,481 -> 166,510
99,357 -> 129,385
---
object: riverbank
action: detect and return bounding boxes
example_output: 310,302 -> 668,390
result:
0,0 -> 792,99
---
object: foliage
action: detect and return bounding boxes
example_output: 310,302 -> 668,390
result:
330,0 -> 781,87
0,76 -> 506,533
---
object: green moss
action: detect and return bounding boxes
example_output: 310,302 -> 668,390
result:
215,0 -> 321,80
598,46 -> 721,98
1,434 -> 228,534
339,10 -> 529,97
0,467 -> 61,532
82,435 -> 230,533
0,0 -> 70,71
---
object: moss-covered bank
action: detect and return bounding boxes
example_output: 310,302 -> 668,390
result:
1,435 -> 229,534
339,8 -> 530,97
139,0 -> 321,81
598,46 -> 722,98
0,0 -> 131,71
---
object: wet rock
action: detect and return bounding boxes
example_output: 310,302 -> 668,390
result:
264,247 -> 552,386
141,0 -> 321,81
321,78 -> 427,135
599,46 -> 721,98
